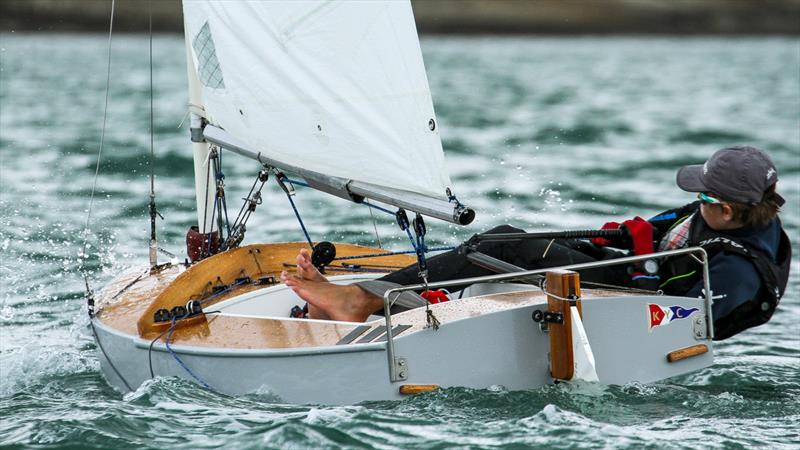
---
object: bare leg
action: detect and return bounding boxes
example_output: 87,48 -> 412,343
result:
280,271 -> 382,322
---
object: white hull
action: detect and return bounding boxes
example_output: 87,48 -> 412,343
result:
94,277 -> 713,404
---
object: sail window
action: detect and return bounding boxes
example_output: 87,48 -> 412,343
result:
193,22 -> 225,89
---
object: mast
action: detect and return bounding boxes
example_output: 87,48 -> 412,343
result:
185,38 -> 217,238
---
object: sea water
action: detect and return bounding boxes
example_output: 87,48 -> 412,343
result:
0,34 -> 798,449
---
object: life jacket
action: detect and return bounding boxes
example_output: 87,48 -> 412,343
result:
650,202 -> 792,340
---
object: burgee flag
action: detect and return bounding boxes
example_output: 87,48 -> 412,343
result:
648,304 -> 699,331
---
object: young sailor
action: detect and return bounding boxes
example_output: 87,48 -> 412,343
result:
281,146 -> 791,340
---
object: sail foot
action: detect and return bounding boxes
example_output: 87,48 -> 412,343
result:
203,125 -> 475,226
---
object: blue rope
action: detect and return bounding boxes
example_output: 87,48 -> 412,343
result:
632,274 -> 661,281
447,190 -> 464,208
165,317 -> 214,390
404,227 -> 417,252
283,185 -> 314,249
286,177 -> 310,188
364,201 -> 395,216
410,225 -> 428,275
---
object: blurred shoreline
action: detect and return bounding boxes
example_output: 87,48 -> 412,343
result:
1,0 -> 799,35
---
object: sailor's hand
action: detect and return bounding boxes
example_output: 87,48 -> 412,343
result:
621,217 -> 654,256
591,217 -> 654,256
591,221 -> 621,247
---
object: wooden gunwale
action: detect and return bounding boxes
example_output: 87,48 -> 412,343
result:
95,242 -> 638,351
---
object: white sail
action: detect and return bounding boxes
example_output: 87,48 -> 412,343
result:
182,0 -> 452,198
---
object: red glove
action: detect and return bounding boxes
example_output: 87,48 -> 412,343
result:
591,217 -> 654,256
621,217 -> 653,256
591,221 -> 621,247
421,289 -> 450,304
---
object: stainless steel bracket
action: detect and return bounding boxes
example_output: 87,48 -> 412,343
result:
394,358 -> 408,381
693,314 -> 708,340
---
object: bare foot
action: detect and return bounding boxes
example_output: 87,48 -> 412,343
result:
292,248 -> 329,319
280,271 -> 382,322
296,248 -> 326,282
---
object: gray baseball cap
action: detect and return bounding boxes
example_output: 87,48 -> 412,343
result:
676,146 -> 782,205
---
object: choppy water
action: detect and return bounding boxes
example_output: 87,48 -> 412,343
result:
1,33 -> 799,449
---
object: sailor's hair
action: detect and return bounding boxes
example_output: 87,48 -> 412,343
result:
719,184 -> 781,228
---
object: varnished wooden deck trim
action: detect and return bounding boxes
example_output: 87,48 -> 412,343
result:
95,242 -> 640,351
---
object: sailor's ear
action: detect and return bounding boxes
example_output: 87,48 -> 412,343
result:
720,203 -> 735,221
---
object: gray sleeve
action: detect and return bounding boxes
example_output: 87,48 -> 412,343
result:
356,280 -> 427,311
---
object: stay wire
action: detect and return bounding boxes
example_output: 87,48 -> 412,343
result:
90,320 -> 133,391
231,172 -> 262,230
212,154 -> 231,237
201,148 -> 213,253
79,0 -> 115,276
80,1 -> 135,395
148,2 -> 155,199
364,199 -> 382,248
147,1 -> 159,268
282,179 -> 314,249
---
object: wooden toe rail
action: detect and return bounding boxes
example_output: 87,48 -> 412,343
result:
135,242 -> 415,336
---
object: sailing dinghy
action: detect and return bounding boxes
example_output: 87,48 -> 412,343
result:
90,1 -> 715,404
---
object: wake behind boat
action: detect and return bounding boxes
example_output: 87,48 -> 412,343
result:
88,0 -> 715,404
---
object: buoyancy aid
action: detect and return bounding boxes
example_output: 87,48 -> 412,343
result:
648,202 -> 792,340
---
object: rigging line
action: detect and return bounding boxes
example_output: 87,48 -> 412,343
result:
285,177 -> 309,188
231,172 -> 261,230
149,311 -> 221,378
147,0 -> 158,268
195,278 -> 250,306
280,178 -> 396,218
212,156 -> 229,238
312,266 -> 397,274
364,199 -> 382,248
364,201 -> 395,216
283,179 -> 314,249
404,227 -> 417,252
79,0 -> 115,275
216,151 -> 232,237
147,327 -> 171,378
207,185 -> 219,256
165,317 -> 214,390
201,148 -> 212,238
148,1 -> 155,200
90,320 -> 133,391
332,247 -> 456,261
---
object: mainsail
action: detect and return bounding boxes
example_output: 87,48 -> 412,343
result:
182,1 -> 457,205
